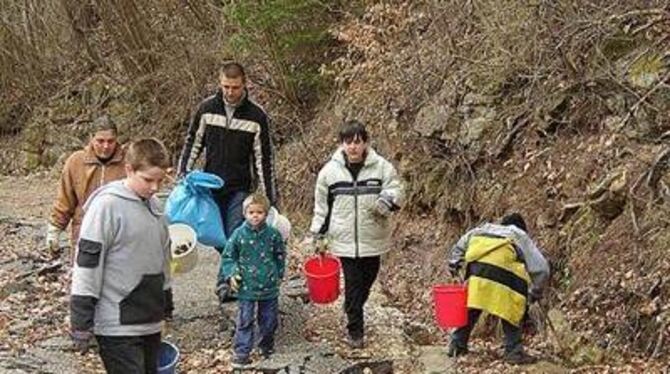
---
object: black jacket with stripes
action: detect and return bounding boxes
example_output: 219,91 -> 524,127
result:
178,90 -> 277,206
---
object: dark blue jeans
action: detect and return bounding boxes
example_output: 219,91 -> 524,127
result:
215,189 -> 248,287
234,298 -> 278,359
450,308 -> 523,354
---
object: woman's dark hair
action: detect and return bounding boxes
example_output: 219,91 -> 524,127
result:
338,120 -> 369,143
501,212 -> 527,232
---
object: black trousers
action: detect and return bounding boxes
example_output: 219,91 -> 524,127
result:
96,333 -> 161,374
340,256 -> 381,340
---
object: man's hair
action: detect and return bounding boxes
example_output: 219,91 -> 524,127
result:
338,120 -> 369,143
126,138 -> 170,171
243,193 -> 270,214
501,212 -> 527,232
91,115 -> 118,135
219,61 -> 246,82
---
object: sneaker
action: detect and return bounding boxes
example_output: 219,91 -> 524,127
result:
346,336 -> 364,349
447,344 -> 469,357
504,351 -> 536,365
231,356 -> 251,368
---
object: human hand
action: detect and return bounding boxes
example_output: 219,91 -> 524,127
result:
300,235 -> 315,253
70,330 -> 93,354
375,197 -> 393,217
229,274 -> 242,293
164,289 -> 174,321
448,262 -> 461,278
301,234 -> 326,254
216,282 -> 232,303
46,223 -> 63,252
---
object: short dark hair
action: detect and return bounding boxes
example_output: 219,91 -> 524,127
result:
501,212 -> 527,232
126,138 -> 170,171
91,115 -> 118,135
219,61 -> 246,82
338,120 -> 369,143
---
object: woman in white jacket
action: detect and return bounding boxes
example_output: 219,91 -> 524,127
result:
308,120 -> 403,348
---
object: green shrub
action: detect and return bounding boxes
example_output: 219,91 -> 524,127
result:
224,0 -> 343,107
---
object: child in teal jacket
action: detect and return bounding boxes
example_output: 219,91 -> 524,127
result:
220,193 -> 286,368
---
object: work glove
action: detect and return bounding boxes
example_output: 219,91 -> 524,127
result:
229,274 -> 242,293
375,197 -> 393,217
69,330 -> 93,354
377,191 -> 398,216
45,223 -> 63,252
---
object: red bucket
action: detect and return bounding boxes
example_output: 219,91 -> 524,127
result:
303,254 -> 341,304
432,284 -> 468,329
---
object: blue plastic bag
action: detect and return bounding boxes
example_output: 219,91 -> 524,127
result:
165,171 -> 226,248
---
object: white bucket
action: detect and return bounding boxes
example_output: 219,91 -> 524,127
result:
168,223 -> 198,275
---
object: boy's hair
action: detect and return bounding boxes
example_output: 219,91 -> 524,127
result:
91,115 -> 118,135
126,138 -> 170,171
501,212 -> 527,232
338,120 -> 369,143
219,61 -> 246,82
243,193 -> 270,214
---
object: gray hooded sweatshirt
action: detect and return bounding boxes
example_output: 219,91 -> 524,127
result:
448,223 -> 550,296
70,180 -> 171,336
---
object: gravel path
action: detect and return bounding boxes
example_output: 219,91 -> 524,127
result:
0,174 -> 425,373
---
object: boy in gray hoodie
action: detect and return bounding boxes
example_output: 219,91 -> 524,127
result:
70,138 -> 173,374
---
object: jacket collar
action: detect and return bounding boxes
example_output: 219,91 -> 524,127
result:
242,220 -> 268,233
216,89 -> 249,110
82,144 -> 125,165
331,146 -> 380,167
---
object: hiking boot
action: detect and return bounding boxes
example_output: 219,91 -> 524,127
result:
346,336 -> 364,349
447,343 -> 469,357
231,356 -> 251,368
504,351 -> 536,365
259,348 -> 274,359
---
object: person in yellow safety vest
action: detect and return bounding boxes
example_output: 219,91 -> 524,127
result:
447,212 -> 550,365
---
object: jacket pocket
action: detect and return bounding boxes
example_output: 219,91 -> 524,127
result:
77,239 -> 102,268
119,274 -> 165,325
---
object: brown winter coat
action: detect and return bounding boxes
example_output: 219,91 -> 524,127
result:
49,144 -> 126,243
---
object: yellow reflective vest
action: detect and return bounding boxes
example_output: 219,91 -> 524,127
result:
465,235 -> 530,326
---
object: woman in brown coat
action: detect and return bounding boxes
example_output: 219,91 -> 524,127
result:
46,116 -> 126,258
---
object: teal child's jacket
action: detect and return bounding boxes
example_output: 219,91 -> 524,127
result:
220,221 -> 286,301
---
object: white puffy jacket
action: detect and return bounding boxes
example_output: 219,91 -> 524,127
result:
309,147 -> 403,258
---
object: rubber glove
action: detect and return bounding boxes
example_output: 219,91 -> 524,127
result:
46,223 -> 63,251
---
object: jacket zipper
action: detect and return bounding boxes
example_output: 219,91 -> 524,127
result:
345,158 -> 363,258
100,165 -> 106,187
353,178 -> 359,258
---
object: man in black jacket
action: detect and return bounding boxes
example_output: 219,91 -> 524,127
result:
178,62 -> 278,308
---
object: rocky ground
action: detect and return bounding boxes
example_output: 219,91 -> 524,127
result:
1,173 -> 668,373
0,173 -> 421,373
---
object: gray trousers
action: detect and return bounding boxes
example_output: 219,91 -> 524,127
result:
450,309 -> 523,354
